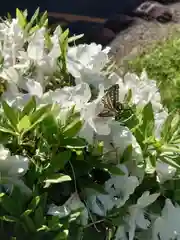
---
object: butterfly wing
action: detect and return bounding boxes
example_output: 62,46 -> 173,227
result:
99,84 -> 122,117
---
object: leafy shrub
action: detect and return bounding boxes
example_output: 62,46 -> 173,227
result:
0,8 -> 179,240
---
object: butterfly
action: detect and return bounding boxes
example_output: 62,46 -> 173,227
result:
98,84 -> 122,117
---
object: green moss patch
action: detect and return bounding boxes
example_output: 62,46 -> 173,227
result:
128,31 -> 180,110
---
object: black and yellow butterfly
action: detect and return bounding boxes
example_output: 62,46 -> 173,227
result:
98,84 -> 123,117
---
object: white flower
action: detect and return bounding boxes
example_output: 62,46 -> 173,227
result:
105,165 -> 139,208
85,165 -> 139,217
153,199 -> 180,240
0,66 -> 21,85
0,19 -> 24,67
96,121 -> 144,172
85,189 -> 115,216
48,192 -> 88,226
42,82 -> 91,109
67,43 -> 110,78
0,144 -> 29,177
115,226 -> 128,240
156,161 -> 176,184
117,71 -> 162,112
0,144 -> 30,195
43,82 -> 111,142
27,28 -> 45,62
48,26 -> 61,59
78,84 -> 113,143
125,191 -> 160,240
1,78 -> 44,109
154,110 -> 168,139
16,27 -> 59,84
139,70 -> 162,111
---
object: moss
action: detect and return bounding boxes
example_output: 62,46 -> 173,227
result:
128,31 -> 180,110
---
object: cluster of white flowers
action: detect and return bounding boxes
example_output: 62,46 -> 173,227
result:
0,16 -> 179,240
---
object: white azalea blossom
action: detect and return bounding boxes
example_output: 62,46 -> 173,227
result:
124,71 -> 162,111
116,71 -> 168,139
156,161 -> 176,183
115,226 -> 129,240
67,43 -> 110,78
115,192 -> 160,240
105,165 -> 139,208
116,70 -> 162,113
85,189 -> 115,216
85,165 -> 139,216
0,144 -> 30,195
79,84 -> 113,142
154,109 -> 168,139
0,144 -> 28,176
153,199 -> 180,240
0,19 -> 24,67
48,192 -> 88,226
126,191 -> 160,240
96,121 -> 144,170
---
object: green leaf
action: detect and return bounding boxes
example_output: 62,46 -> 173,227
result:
149,153 -> 157,168
63,138 -> 86,149
16,8 -> 27,28
21,96 -> 36,118
86,183 -> 108,195
48,216 -> 63,230
54,230 -> 69,240
39,11 -> 48,27
28,196 -> 40,211
60,29 -> 69,44
160,155 -> 180,169
111,215 -> 125,226
69,210 -> 83,224
105,166 -> 125,176
141,102 -> 154,137
68,34 -> 84,43
68,222 -> 84,240
59,106 -> 79,128
30,104 -> 52,125
82,225 -> 105,240
37,225 -> 50,232
52,150 -> 72,171
2,101 -> 18,129
0,125 -> 17,135
161,111 -> 175,142
23,9 -> 28,18
25,7 -> 40,33
120,144 -> 133,163
45,32 -> 52,49
170,112 -> 180,134
133,127 -> 144,147
7,12 -> 12,21
63,118 -> 82,138
25,105 -> 52,133
23,209 -> 33,216
21,214 -> 36,232
0,193 -> 21,216
0,215 -> 18,222
174,189 -> 180,202
17,115 -> 31,132
124,89 -> 132,103
34,206 -> 44,228
29,25 -> 40,34
44,174 -> 72,188
40,113 -> 59,137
